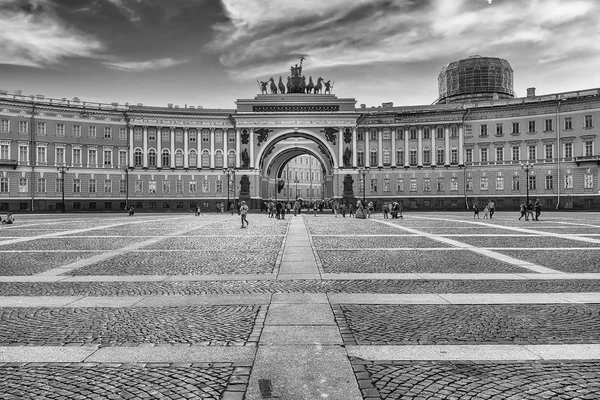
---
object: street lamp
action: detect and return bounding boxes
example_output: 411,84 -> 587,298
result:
358,166 -> 370,206
294,178 -> 299,200
520,161 -> 535,204
57,164 -> 69,213
223,167 -> 235,214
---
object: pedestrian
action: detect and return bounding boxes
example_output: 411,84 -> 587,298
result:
383,202 -> 390,219
483,206 -> 489,219
196,205 -> 201,216
240,201 -> 249,228
397,201 -> 403,218
367,201 -> 374,218
313,201 -> 318,216
2,212 -> 13,224
348,202 -> 355,218
526,200 -> 535,221
487,200 -> 495,219
518,200 -> 527,221
286,202 -> 291,215
128,205 -> 135,216
534,199 -> 541,221
472,201 -> 480,219
230,202 -> 235,216
333,200 -> 339,218
341,203 -> 347,218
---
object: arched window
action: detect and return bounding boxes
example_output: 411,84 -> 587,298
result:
451,145 -> 458,164
162,149 -> 170,167
228,150 -> 236,168
148,149 -> 156,167
357,149 -> 365,166
436,146 -> 444,165
215,150 -> 223,168
370,148 -> 377,166
134,148 -> 143,167
175,149 -> 184,167
409,147 -> 417,166
423,146 -> 431,165
383,148 -> 391,165
396,148 -> 404,165
202,150 -> 210,167
189,149 -> 197,168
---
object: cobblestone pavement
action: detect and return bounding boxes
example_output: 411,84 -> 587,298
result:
68,250 -> 279,276
0,363 -> 251,400
0,306 -> 263,346
317,250 -> 523,273
144,235 -> 284,250
0,237 -> 146,251
335,304 -> 600,345
442,235 -> 600,248
353,360 -> 600,400
3,279 -> 600,296
496,249 -> 600,273
0,252 -> 102,276
305,218 -> 407,235
313,236 -> 449,249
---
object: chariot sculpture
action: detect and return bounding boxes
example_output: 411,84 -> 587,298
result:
258,57 -> 334,94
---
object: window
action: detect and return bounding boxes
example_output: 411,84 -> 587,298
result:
528,176 -> 536,190
496,176 -> 504,190
0,177 -> 8,193
410,128 -> 416,140
450,126 -> 458,138
149,180 -> 157,193
104,180 -> 112,193
189,150 -> 197,168
104,127 -> 111,139
480,148 -> 488,162
162,149 -> 170,167
175,149 -> 184,167
215,130 -> 223,143
466,177 -> 473,191
135,180 -> 143,193
512,146 -> 520,161
37,122 -> 46,135
528,145 -> 536,161
202,150 -> 210,167
189,130 -> 197,142
383,148 -> 391,165
545,175 -> 553,190
176,180 -> 183,194
437,178 -> 444,192
357,149 -> 364,166
103,149 -> 112,166
0,144 -> 9,159
56,147 -> 65,165
19,121 -> 28,134
358,176 -> 364,194
395,129 -> 404,140
564,142 -> 573,158
202,130 -> 209,142
496,124 -> 503,136
147,128 -> 156,141
162,180 -> 170,194
56,178 -> 63,193
450,177 -> 458,191
512,176 -> 520,190
19,178 -> 27,193
480,124 -> 487,137
134,149 -> 143,167
1,120 -> 9,132
89,126 -> 96,138
36,146 -> 46,164
480,176 -> 488,190
215,150 -> 223,168
37,177 -> 46,193
465,148 -> 472,163
162,128 -> 171,143
73,125 -> 81,137
396,148 -> 404,165
88,149 -> 97,166
409,148 -> 417,165
228,130 -> 235,143
423,178 -> 431,192
89,179 -> 96,193
119,179 -> 126,194
410,178 -> 417,192
175,129 -> 184,142
528,121 -> 535,133
369,148 -> 377,166
202,180 -> 209,193
545,144 -> 553,160
564,117 -> 572,130
397,178 -> 404,192
451,148 -> 458,164
89,202 -> 97,210
357,130 -> 364,141
565,174 -> 573,189
383,129 -> 391,140
496,147 -> 504,162
19,145 -> 28,163
545,119 -> 553,132
370,178 -> 377,193
163,202 -> 170,209
119,150 -> 127,167
584,174 -> 594,189
189,181 -> 197,193
585,115 -> 593,128
119,127 -> 127,140
512,122 -> 519,134
228,150 -> 235,168
437,148 -> 445,164
436,127 -> 444,139
585,141 -> 593,157
216,180 -> 223,193
134,127 -> 142,141
423,148 -> 430,164
383,178 -> 390,192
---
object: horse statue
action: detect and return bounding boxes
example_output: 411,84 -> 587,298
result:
259,80 -> 269,94
286,77 -> 292,93
306,76 -> 315,94
324,80 -> 332,94
314,77 -> 323,94
269,77 -> 277,94
300,76 -> 306,93
278,77 -> 286,94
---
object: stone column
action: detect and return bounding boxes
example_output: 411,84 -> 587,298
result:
210,128 -> 215,169
156,127 -> 162,168
338,126 -> 344,169
142,126 -> 148,168
444,125 -> 450,166
235,128 -> 241,168
378,128 -> 383,168
365,129 -> 370,167
170,127 -> 175,168
430,126 -> 436,166
249,128 -> 255,169
184,128 -> 189,169
391,127 -> 396,167
404,127 -> 409,168
352,127 -> 357,168
417,126 -> 423,167
129,126 -> 134,167
224,129 -> 228,168
458,125 -> 465,165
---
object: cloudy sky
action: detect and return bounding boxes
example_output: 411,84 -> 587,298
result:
1,0 -> 599,109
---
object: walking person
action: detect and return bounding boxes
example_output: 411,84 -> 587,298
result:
128,205 -> 135,216
526,200 -> 534,221
487,199 -> 495,219
313,201 -> 318,216
367,201 -> 374,218
472,200 -> 480,219
240,201 -> 249,228
341,203 -> 347,218
348,202 -> 355,218
382,202 -> 390,219
333,200 -> 339,218
483,206 -> 489,219
518,200 -> 527,221
534,199 -> 541,221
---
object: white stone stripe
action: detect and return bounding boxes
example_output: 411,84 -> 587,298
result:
375,220 -> 564,274
347,344 -> 600,361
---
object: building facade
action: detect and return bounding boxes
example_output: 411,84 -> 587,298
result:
0,57 -> 599,212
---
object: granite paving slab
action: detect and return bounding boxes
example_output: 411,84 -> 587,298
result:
496,249 -> 600,273
447,235 -> 600,248
0,252 -> 103,276
145,236 -> 284,250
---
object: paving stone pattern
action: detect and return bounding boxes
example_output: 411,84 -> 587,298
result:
146,236 -> 284,250
354,361 -> 600,400
313,236 -> 449,249
4,279 -> 600,296
0,237 -> 146,251
0,363 -> 249,400
69,250 -> 278,275
335,304 -> 600,345
450,235 -> 600,248
305,219 -> 406,235
0,306 -> 263,346
0,252 -> 103,276
317,250 -> 523,273
496,249 -> 600,273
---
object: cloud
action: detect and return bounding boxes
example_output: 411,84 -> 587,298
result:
0,0 -> 104,67
106,0 -> 141,22
104,57 -> 189,72
208,0 -> 600,80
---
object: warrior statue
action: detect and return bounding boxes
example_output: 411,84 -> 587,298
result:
306,76 -> 314,94
259,81 -> 268,94
278,76 -> 286,94
300,76 -> 306,93
324,80 -> 332,94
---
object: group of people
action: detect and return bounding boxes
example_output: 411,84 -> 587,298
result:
519,199 -> 542,221
471,200 -> 496,219
1,212 -> 13,224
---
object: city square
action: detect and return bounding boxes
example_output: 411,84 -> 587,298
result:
1,210 -> 600,399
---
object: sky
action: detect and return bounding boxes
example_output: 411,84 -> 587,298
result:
1,0 -> 600,109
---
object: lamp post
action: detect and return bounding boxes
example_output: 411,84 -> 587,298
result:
57,164 -> 69,213
520,161 -> 534,204
294,178 -> 299,200
358,166 -> 369,206
223,167 -> 235,213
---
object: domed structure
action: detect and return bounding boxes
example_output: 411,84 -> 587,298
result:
436,55 -> 514,104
